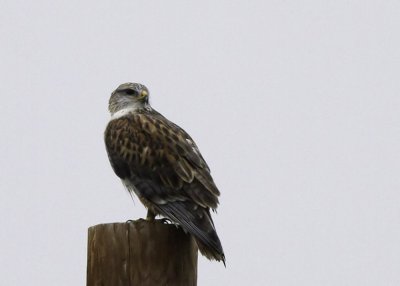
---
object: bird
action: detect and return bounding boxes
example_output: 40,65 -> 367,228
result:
104,82 -> 225,264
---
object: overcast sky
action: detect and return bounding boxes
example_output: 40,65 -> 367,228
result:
1,1 -> 400,285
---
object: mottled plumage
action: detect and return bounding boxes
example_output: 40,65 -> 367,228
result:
104,83 -> 225,263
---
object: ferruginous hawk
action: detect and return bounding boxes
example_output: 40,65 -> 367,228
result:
104,83 -> 225,264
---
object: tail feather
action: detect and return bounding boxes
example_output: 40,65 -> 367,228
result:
155,201 -> 225,264
196,239 -> 225,266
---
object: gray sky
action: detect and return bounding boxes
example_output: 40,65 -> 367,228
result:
1,0 -> 400,285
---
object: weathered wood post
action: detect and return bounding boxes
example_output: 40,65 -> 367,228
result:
87,219 -> 198,286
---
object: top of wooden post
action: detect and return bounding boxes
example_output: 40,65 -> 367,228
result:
87,219 -> 198,286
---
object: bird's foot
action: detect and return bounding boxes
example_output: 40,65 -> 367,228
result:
159,218 -> 173,224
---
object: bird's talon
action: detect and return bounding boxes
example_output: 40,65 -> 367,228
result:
160,218 -> 172,224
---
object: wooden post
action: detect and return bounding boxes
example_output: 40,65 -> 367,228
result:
87,219 -> 198,286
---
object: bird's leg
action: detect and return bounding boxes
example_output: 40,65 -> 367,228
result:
146,209 -> 156,221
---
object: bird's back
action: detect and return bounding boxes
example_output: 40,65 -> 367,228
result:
105,109 -> 225,263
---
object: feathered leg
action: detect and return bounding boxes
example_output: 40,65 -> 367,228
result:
146,209 -> 156,221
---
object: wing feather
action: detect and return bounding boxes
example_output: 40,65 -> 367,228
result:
104,111 -> 220,210
139,112 -> 220,198
154,201 -> 224,262
105,110 -> 224,261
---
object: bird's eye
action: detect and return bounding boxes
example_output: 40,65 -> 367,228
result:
125,89 -> 136,95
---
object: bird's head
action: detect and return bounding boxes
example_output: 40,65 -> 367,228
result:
108,82 -> 150,115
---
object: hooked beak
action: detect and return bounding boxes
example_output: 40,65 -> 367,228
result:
140,90 -> 148,98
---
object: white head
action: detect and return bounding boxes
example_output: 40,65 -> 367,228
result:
108,82 -> 150,116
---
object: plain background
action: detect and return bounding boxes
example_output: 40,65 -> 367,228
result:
1,1 -> 399,285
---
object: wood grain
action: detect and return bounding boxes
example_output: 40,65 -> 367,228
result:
87,219 -> 198,286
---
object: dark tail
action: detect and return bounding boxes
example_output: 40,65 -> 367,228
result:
195,231 -> 226,265
156,201 -> 225,265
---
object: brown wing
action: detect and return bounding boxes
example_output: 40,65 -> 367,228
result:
104,110 -> 225,262
104,110 -> 220,209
